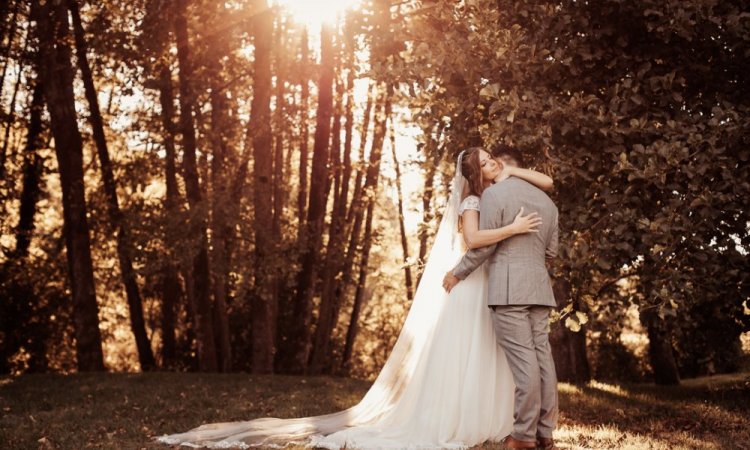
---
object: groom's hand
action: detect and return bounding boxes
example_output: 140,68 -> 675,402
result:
442,271 -> 460,293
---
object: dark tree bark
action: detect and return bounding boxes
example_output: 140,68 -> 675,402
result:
272,13 -> 287,242
549,277 -> 591,384
205,3 -> 234,374
388,121 -> 413,300
332,84 -> 375,321
296,28 -> 310,235
31,0 -> 105,371
340,87 -> 391,371
12,81 -> 44,258
269,12 -> 287,371
342,200 -> 375,371
335,89 -> 388,350
247,0 -> 276,374
309,66 -> 346,374
277,22 -> 335,374
173,0 -> 217,372
156,59 -> 182,369
69,0 -> 155,371
638,258 -> 681,385
338,66 -> 356,227
641,307 -> 681,385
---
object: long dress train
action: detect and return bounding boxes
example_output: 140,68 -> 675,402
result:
154,175 -> 515,449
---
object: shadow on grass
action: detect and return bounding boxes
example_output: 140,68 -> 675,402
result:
0,371 -> 748,449
551,372 -> 750,449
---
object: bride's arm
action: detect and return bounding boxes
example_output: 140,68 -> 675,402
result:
461,208 -> 541,249
499,166 -> 554,191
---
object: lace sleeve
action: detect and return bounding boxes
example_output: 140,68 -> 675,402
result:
457,195 -> 480,216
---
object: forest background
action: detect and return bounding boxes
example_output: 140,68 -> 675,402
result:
0,0 -> 748,389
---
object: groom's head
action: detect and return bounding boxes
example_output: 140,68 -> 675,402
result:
490,143 -> 525,168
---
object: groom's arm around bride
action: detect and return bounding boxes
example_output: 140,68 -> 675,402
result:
444,176 -> 560,447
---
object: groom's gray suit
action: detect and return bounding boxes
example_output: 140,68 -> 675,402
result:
452,176 -> 559,442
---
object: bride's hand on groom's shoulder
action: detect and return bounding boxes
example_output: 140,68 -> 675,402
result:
443,271 -> 460,293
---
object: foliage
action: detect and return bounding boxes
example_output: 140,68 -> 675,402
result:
391,0 -> 750,379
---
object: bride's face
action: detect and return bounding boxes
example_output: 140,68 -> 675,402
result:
479,150 -> 502,182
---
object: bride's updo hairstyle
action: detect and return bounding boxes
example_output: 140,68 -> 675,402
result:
460,146 -> 488,198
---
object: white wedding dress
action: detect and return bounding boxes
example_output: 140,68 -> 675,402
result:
154,154 -> 515,449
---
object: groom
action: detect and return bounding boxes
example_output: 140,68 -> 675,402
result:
443,145 -> 559,450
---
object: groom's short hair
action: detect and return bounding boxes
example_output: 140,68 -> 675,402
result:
490,143 -> 525,167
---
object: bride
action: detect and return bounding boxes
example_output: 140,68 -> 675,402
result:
154,146 -> 554,449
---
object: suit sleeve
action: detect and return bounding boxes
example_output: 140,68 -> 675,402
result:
451,191 -> 502,280
545,209 -> 559,259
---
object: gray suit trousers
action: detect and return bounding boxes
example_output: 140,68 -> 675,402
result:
490,305 -> 558,441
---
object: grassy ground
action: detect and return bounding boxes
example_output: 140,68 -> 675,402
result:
1,371 -> 748,450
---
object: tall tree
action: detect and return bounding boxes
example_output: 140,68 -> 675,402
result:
296,28 -> 310,235
278,22 -> 335,374
30,0 -> 104,371
10,79 -> 44,259
139,0 -> 185,369
157,62 -> 182,369
173,0 -> 217,372
342,196 -> 375,371
205,1 -> 234,373
269,13 -> 288,372
247,0 -> 276,374
335,84 -> 374,317
341,87 -> 391,371
309,60 -> 346,373
68,0 -> 155,371
388,121 -> 414,300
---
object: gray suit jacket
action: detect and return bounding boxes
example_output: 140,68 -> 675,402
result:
452,177 -> 559,307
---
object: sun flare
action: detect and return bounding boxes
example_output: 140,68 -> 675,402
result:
275,0 -> 361,29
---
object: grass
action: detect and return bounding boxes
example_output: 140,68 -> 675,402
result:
0,371 -> 748,450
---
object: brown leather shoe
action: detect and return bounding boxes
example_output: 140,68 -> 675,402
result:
536,436 -> 556,450
501,435 -> 538,449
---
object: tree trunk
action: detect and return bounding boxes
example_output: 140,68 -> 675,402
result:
205,3 -> 234,374
12,81 -> 44,258
277,22 -> 335,374
272,13 -> 287,241
338,66 -> 355,227
269,12 -> 288,371
308,64 -> 346,374
31,0 -> 105,371
388,120 -> 413,300
339,86 -> 391,371
69,0 -> 156,371
335,89 -> 389,347
156,62 -> 182,369
341,200 -> 375,372
333,85 -> 375,318
296,28 -> 310,234
248,0 -> 276,374
549,277 -> 590,384
173,0 -> 217,372
641,307 -> 681,385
